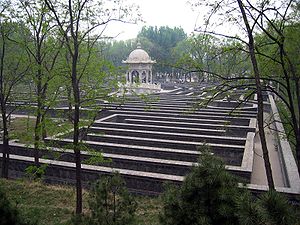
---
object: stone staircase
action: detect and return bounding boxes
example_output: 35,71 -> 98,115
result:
4,88 -> 258,195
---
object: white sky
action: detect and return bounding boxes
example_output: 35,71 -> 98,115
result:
105,0 -> 201,40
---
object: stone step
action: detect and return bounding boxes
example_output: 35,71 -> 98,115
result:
88,127 -> 246,145
122,118 -> 235,129
93,121 -> 226,136
48,138 -> 202,162
47,138 -> 243,166
8,144 -> 194,176
103,106 -> 257,118
111,111 -> 252,125
99,103 -> 257,115
117,114 -> 229,125
84,134 -> 244,164
120,119 -> 254,137
44,141 -> 247,177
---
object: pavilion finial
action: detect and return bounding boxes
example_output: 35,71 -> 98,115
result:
137,41 -> 141,49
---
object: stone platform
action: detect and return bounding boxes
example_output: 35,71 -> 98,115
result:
1,85 -> 299,196
1,86 -> 259,194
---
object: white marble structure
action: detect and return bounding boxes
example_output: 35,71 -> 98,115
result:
122,43 -> 161,94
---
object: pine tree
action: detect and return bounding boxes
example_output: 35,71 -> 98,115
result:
79,173 -> 137,225
160,150 -> 241,225
0,184 -> 28,225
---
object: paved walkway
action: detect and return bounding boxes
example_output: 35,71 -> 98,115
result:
251,112 -> 285,187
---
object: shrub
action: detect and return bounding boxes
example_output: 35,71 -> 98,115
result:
79,173 -> 137,225
0,182 -> 28,225
160,150 -> 299,225
159,151 -> 241,225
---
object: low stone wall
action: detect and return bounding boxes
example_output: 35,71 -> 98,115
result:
268,94 -> 300,193
0,151 -> 181,195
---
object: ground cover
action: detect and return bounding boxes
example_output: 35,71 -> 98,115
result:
0,178 -> 161,225
0,117 -> 73,143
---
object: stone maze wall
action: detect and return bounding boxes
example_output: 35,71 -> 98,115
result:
1,87 -> 259,194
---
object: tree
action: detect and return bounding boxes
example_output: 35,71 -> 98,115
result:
0,1 -> 29,178
172,34 -> 249,83
159,150 -> 299,225
160,151 -> 241,225
0,183 -> 29,225
202,0 -> 300,179
17,0 -> 63,167
103,40 -> 135,67
184,0 -> 300,188
236,190 -> 299,225
138,26 -> 187,74
236,0 -> 275,189
247,1 -> 300,175
76,173 -> 137,225
44,0 -> 139,215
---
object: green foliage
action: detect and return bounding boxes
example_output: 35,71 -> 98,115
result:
235,192 -> 266,225
258,190 -> 298,225
8,117 -> 73,144
138,26 -> 186,50
236,190 -> 299,225
25,164 -> 47,180
102,25 -> 187,74
0,19 -> 29,104
79,173 -> 137,225
0,183 -> 29,225
102,40 -> 135,68
172,33 -> 252,84
160,151 -> 241,225
137,25 -> 187,73
9,118 -> 35,143
0,178 -> 159,225
160,150 -> 299,225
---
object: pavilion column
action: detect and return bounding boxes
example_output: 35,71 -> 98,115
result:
129,71 -> 132,83
139,70 -> 142,83
146,71 -> 149,84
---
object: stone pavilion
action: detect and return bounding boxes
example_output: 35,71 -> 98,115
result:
122,43 -> 161,94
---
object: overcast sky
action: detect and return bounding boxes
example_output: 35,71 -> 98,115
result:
105,0 -> 201,40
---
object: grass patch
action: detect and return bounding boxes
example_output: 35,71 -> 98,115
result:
9,117 -> 35,143
0,178 -> 161,225
5,117 -> 74,144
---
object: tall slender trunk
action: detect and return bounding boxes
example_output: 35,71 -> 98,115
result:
0,28 -> 9,178
34,81 -> 42,166
41,113 -> 47,140
237,0 -> 275,189
1,109 -> 9,178
67,86 -> 73,122
72,46 -> 82,215
296,132 -> 300,175
34,40 -> 43,165
73,94 -> 82,215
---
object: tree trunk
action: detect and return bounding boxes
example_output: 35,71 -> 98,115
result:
67,86 -> 73,122
72,78 -> 82,213
41,113 -> 47,140
73,87 -> 82,215
0,28 -> 9,178
296,132 -> 300,176
34,73 -> 42,166
33,34 -> 43,164
237,0 -> 275,189
1,110 -> 9,178
72,45 -> 82,214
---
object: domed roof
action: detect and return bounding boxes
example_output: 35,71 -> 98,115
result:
123,43 -> 156,64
